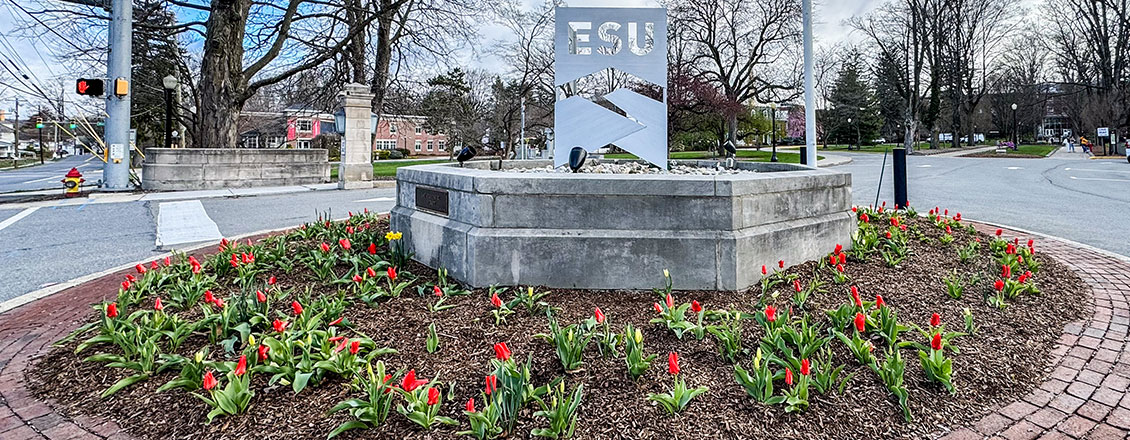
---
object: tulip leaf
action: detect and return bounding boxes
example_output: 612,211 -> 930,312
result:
293,371 -> 313,393
327,421 -> 370,439
100,373 -> 149,398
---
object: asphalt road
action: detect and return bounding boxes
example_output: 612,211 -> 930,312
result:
837,149 -> 1130,257
0,154 -> 103,193
0,187 -> 397,302
1,148 -> 1127,304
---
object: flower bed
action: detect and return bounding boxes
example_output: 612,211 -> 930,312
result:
28,206 -> 1088,439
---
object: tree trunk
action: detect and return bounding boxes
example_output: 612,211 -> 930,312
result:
904,118 -> 917,154
369,1 -> 395,151
197,0 -> 251,148
347,0 -> 367,83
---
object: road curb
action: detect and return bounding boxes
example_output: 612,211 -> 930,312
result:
966,217 -> 1130,264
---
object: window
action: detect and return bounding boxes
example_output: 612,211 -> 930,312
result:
415,125 -> 422,135
297,140 -> 311,149
389,123 -> 397,134
241,136 -> 259,149
375,139 -> 396,150
426,140 -> 434,151
414,140 -> 421,151
266,136 -> 283,148
297,119 -> 312,131
438,140 -> 446,151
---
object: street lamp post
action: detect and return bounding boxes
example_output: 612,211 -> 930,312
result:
1011,103 -> 1018,149
769,103 -> 778,162
847,117 -> 853,150
162,75 -> 178,149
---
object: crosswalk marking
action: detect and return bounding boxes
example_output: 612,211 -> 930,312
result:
155,200 -> 223,248
0,207 -> 39,232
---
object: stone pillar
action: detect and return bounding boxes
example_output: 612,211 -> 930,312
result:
338,83 -> 375,189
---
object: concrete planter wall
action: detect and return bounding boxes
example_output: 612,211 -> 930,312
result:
391,160 -> 854,291
141,148 -> 330,191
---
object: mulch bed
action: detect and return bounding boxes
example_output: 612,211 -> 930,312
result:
27,214 -> 1089,439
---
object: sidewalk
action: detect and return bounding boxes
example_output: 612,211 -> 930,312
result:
1050,146 -> 1091,160
0,221 -> 1126,439
0,181 -> 395,210
929,145 -> 998,157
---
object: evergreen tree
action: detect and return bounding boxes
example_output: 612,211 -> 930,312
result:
826,51 -> 883,148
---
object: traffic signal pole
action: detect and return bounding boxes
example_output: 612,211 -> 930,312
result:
102,0 -> 132,190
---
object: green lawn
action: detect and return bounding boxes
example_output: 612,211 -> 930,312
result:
1004,144 -> 1057,157
817,144 -> 902,153
604,150 -> 822,163
330,159 -> 452,179
0,158 -> 42,170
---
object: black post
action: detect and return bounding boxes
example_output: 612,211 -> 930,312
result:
164,88 -> 173,149
800,146 -> 808,165
38,126 -> 43,164
770,108 -> 778,162
893,148 -> 908,209
1012,107 -> 1017,147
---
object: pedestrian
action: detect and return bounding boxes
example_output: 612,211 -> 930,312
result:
1064,137 -> 1073,152
1080,136 -> 1090,155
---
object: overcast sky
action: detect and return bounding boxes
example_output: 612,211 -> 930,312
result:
0,0 -> 918,113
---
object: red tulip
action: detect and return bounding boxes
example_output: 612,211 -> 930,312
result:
1027,239 -> 1034,248
493,342 -> 511,361
234,355 -> 247,376
466,398 -> 476,412
214,298 -> 226,308
268,276 -> 277,285
765,304 -> 777,322
828,255 -> 837,266
241,252 -> 252,264
931,333 -> 942,351
106,303 -> 119,318
121,280 -> 131,291
203,290 -> 215,304
930,313 -> 941,327
761,265 -> 768,275
230,254 -> 239,268
834,244 -> 843,254
794,279 -> 802,292
885,231 -> 892,239
691,300 -> 702,313
890,217 -> 899,226
339,238 -> 351,250
364,267 -> 375,278
1001,264 -> 1011,279
126,274 -> 136,282
955,213 -> 962,221
163,256 -> 172,266
387,266 -> 398,281
860,213 -> 869,223
346,226 -> 355,235
875,295 -> 885,308
838,253 -> 846,265
258,344 -> 269,362
334,338 -> 349,353
785,368 -> 794,386
427,387 -> 439,405
329,316 -> 344,326
150,261 -> 159,270
191,262 -> 201,274
778,260 -> 785,269
256,290 -> 267,303
852,286 -> 862,308
154,298 -> 164,311
836,264 -> 845,273
995,229 -> 1002,236
189,255 -> 199,266
491,292 -> 503,308
667,352 -> 680,375
401,370 -> 428,392
368,243 -> 377,255
943,209 -> 948,216
1006,243 -> 1015,254
1018,255 -> 1024,264
946,225 -> 952,234
852,206 -> 858,212
665,293 -> 674,309
350,340 -> 361,355
594,307 -> 606,324
320,242 -> 331,253
800,358 -> 810,376
329,336 -> 345,343
202,371 -> 217,390
994,279 -> 1005,291
352,274 -> 363,283
434,285 -> 443,297
854,312 -> 866,332
135,264 -> 147,274
485,375 -> 497,395
653,302 -> 663,314
272,319 -> 288,333
291,301 -> 303,315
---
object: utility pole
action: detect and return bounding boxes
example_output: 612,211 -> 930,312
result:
802,0 -> 818,167
55,84 -> 62,154
103,0 -> 133,190
12,98 -> 18,169
519,96 -> 526,160
37,109 -> 44,165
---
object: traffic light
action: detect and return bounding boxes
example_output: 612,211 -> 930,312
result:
76,78 -> 105,96
35,117 -> 43,129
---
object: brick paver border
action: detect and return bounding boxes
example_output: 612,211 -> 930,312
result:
1,223 -> 1127,439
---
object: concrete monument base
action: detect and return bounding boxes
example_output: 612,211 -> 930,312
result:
390,160 -> 854,291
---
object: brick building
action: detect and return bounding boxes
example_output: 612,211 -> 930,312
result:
373,115 -> 449,157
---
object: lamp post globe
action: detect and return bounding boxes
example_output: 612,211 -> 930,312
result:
162,75 -> 178,149
1010,103 -> 1018,148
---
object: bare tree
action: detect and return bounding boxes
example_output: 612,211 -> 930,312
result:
669,0 -> 802,146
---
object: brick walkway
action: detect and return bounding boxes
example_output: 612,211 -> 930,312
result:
0,225 -> 1127,439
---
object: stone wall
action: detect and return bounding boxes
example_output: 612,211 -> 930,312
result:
391,159 -> 854,291
141,148 -> 330,191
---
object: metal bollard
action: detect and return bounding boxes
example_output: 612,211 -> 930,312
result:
893,148 -> 908,209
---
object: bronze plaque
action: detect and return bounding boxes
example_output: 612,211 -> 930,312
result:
416,186 -> 449,216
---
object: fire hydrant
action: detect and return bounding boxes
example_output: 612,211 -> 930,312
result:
62,167 -> 84,198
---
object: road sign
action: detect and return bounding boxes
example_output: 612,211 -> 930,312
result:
76,79 -> 105,96
1098,127 -> 1109,137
